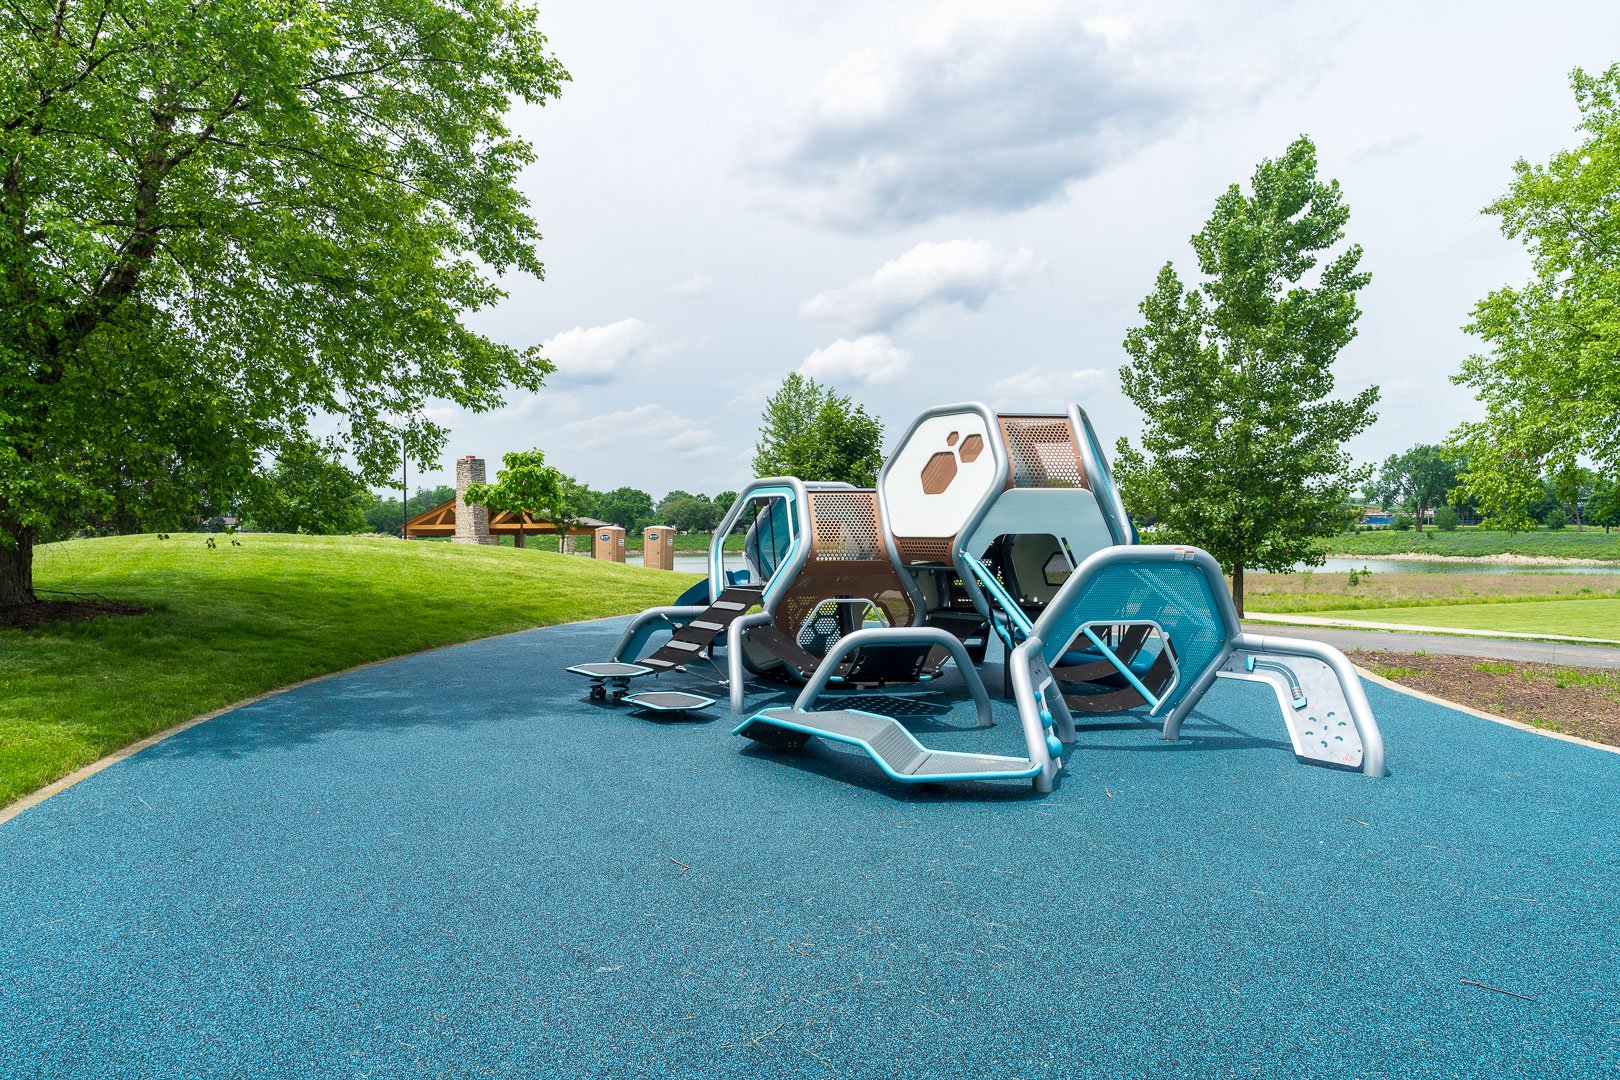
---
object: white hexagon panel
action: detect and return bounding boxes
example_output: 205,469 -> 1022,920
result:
881,407 -> 1004,544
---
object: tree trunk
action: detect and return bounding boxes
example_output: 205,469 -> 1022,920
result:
513,526 -> 526,549
1415,503 -> 1425,532
0,528 -> 36,609
1231,563 -> 1245,618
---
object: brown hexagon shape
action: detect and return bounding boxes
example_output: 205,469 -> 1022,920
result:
958,434 -> 985,462
921,451 -> 958,495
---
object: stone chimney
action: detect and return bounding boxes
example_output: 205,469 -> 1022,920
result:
454,455 -> 496,545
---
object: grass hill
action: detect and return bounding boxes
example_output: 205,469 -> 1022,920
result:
1,534 -> 701,810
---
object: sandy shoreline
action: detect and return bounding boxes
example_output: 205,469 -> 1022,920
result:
1322,550 -> 1620,568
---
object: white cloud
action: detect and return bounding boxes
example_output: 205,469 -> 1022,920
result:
756,4 -> 1196,230
542,318 -> 655,386
799,334 -> 912,386
988,366 -> 1109,408
803,240 -> 1041,333
672,273 -> 713,296
726,378 -> 780,408
562,404 -> 723,460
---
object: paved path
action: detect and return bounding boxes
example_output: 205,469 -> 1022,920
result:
1247,610 -> 1620,646
2,616 -> 1618,1077
1246,620 -> 1620,669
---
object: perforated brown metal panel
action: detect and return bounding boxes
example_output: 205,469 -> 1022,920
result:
773,490 -> 917,657
809,491 -> 883,561
999,416 -> 1088,489
893,536 -> 953,564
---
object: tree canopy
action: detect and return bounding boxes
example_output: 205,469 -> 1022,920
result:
1450,65 -> 1620,528
591,487 -> 655,534
1369,445 -> 1461,531
752,373 -> 885,486
0,0 -> 569,605
655,490 -> 723,533
1112,137 -> 1378,614
244,437 -> 371,535
463,449 -> 563,545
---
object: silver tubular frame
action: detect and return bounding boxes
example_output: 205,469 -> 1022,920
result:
707,477 -> 832,611
727,611 -> 776,714
793,627 -> 994,729
1008,636 -> 1072,793
1069,404 -> 1131,547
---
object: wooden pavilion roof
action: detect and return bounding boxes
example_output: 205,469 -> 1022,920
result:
403,498 -> 609,538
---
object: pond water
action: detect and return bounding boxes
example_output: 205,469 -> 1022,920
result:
616,553 -> 1620,577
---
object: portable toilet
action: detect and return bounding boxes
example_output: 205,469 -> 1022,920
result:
594,525 -> 626,563
643,525 -> 675,570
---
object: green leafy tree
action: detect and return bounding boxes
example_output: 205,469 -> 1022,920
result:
1549,464 -> 1596,529
592,487 -> 655,534
753,373 -> 885,486
365,484 -> 459,537
464,449 -> 562,549
1433,505 -> 1460,531
1369,445 -> 1460,532
1113,137 -> 1379,614
1451,66 -> 1620,528
0,2 -> 569,607
714,490 -> 739,518
545,476 -> 593,553
1588,476 -> 1620,533
657,491 -> 719,533
244,438 -> 370,535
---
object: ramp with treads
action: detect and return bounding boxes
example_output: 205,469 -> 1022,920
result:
734,708 -> 1042,784
637,585 -> 764,672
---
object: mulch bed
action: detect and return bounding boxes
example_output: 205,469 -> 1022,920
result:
1352,648 -> 1620,748
0,597 -> 149,630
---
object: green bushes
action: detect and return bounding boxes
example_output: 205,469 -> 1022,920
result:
1434,506 -> 1460,531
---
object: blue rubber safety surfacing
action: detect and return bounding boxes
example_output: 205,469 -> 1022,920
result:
2,615 -> 1618,1078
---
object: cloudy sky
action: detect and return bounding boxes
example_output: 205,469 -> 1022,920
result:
404,0 -> 1620,499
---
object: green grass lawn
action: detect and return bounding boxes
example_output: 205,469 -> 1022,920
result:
1324,528 -> 1620,561
1,534 -> 701,809
1245,570 -> 1620,613
1310,598 -> 1620,640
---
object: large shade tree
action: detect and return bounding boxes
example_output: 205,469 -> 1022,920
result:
1113,137 -> 1378,614
1451,65 -> 1620,527
0,0 -> 568,606
753,373 -> 885,486
463,448 -> 563,549
1369,444 -> 1461,532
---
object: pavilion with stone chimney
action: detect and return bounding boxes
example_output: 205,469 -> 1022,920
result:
402,455 -> 609,550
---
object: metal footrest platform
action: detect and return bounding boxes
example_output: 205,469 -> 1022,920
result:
624,690 -> 715,713
735,708 -> 1041,784
1219,652 -> 1365,770
568,662 -> 653,701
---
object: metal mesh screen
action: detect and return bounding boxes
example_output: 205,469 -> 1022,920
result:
810,491 -> 882,561
895,536 -> 952,563
1041,562 -> 1228,713
1002,417 -> 1085,489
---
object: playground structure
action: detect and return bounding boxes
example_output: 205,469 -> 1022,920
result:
574,402 -> 1385,791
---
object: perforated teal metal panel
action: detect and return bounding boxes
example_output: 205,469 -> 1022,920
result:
1040,562 -> 1229,712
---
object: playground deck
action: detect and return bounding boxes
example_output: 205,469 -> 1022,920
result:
2,615 -> 1617,1077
